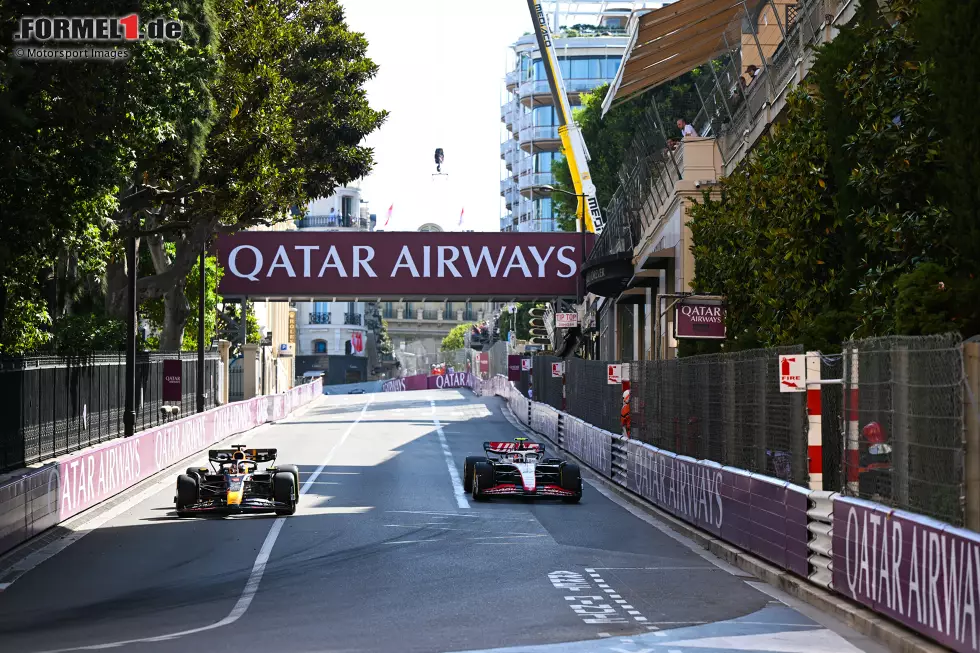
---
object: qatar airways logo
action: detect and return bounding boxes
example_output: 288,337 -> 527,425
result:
226,244 -> 579,282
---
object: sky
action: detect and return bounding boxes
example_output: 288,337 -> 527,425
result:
338,0 -> 531,233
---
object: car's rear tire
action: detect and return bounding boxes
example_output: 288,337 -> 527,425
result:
176,474 -> 199,515
463,456 -> 484,493
274,464 -> 300,493
185,466 -> 208,481
560,463 -> 582,503
472,462 -> 494,501
273,471 -> 297,515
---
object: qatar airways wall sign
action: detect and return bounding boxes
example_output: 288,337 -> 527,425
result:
215,231 -> 594,299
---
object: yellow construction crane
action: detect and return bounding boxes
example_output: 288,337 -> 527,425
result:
525,0 -> 604,235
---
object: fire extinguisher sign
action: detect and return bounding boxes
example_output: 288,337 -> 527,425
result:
778,355 -> 805,392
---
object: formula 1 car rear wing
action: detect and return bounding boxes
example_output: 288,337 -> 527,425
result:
484,441 -> 544,455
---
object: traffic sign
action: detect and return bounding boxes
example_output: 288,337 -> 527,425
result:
555,313 -> 578,328
778,355 -> 805,392
551,362 -> 564,377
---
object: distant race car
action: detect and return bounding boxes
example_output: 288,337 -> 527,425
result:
174,445 -> 299,517
463,437 -> 582,502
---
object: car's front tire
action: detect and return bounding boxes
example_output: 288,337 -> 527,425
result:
472,462 -> 494,501
273,471 -> 297,515
560,463 -> 582,503
463,456 -> 484,493
274,464 -> 300,494
175,474 -> 199,515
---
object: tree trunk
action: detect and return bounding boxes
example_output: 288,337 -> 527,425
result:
159,282 -> 190,350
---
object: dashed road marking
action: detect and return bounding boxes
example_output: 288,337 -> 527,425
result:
431,399 -> 469,509
583,570 -> 658,630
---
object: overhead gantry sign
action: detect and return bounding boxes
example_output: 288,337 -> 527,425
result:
215,231 -> 595,300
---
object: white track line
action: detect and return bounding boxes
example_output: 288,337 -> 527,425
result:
430,399 -> 470,509
33,395 -> 373,653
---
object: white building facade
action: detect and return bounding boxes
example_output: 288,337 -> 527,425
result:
500,3 -> 667,233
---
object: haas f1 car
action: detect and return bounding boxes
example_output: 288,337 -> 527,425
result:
463,438 -> 582,502
174,445 -> 299,516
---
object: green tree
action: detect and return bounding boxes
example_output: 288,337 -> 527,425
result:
105,0 -> 387,348
441,323 -> 473,351
0,0 -> 220,353
687,0 -> 980,348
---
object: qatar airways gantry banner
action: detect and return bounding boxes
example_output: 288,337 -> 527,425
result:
215,231 -> 594,299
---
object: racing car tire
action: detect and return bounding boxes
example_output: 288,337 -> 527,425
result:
175,474 -> 199,515
559,463 -> 582,503
185,467 -> 207,481
471,461 -> 494,501
274,464 -> 300,493
273,471 -> 297,515
462,456 -> 484,494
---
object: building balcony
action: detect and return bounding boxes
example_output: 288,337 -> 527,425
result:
503,186 -> 520,208
518,77 -> 611,107
500,138 -> 519,161
505,69 -> 520,91
344,312 -> 363,326
519,172 -> 554,197
309,312 -> 331,325
296,215 -> 370,230
518,125 -> 560,153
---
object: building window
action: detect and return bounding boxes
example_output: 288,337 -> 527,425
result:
313,340 -> 327,354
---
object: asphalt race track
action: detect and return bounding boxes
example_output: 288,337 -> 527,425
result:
0,390 -> 889,653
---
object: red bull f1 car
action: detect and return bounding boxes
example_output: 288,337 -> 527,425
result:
174,445 -> 299,516
463,438 -> 582,502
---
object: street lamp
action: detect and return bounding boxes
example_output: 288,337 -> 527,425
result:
529,184 -> 586,306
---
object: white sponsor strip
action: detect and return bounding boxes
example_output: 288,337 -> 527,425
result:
31,395 -> 373,653
430,399 -> 469,509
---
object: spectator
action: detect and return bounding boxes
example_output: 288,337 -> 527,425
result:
744,64 -> 760,87
328,207 -> 337,226
676,118 -> 698,139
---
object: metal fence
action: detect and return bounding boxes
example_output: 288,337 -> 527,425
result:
843,333 -> 965,526
566,359 -> 624,435
531,355 -> 563,411
0,351 -> 221,473
630,346 -> 808,486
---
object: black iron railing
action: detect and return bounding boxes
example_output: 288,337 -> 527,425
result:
309,312 -> 331,325
344,313 -> 362,326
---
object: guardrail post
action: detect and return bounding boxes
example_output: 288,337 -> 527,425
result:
806,490 -> 836,589
846,346 -> 859,494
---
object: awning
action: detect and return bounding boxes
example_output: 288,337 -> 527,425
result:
601,0 -> 760,116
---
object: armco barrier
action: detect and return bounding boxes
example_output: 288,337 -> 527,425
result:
833,496 -> 980,653
0,463 -> 60,556
0,378 -> 322,555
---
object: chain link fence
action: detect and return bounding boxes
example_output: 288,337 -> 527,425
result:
0,351 -> 221,473
566,359 -> 623,435
531,355 -> 563,411
630,346 -> 808,486
843,333 -> 965,526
